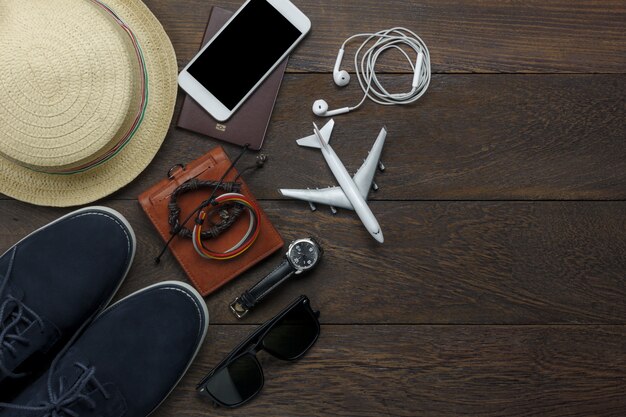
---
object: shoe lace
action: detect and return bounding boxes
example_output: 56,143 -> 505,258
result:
0,248 -> 45,378
0,362 -> 110,417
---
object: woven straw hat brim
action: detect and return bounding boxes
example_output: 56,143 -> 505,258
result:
0,0 -> 177,207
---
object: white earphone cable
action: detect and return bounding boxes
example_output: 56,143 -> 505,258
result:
342,27 -> 431,111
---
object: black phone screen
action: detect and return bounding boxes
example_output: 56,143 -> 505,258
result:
188,0 -> 302,110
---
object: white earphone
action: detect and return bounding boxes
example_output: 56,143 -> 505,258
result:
312,27 -> 431,117
332,47 -> 350,87
312,99 -> 351,117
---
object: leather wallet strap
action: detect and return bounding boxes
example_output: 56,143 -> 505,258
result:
231,259 -> 295,318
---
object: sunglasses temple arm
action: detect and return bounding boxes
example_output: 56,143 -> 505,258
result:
196,374 -> 212,390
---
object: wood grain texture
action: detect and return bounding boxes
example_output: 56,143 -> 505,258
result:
145,0 -> 626,73
1,200 -> 624,325
1,1 -> 624,415
150,325 -> 626,417
3,74 -> 621,201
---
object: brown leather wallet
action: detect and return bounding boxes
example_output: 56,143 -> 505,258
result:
138,147 -> 284,296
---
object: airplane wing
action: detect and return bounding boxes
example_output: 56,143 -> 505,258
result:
279,186 -> 354,210
352,126 -> 387,199
296,119 -> 334,149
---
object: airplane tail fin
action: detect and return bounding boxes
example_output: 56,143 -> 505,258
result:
296,134 -> 323,149
296,119 -> 334,148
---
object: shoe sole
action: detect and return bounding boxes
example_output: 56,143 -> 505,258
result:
104,280 -> 209,417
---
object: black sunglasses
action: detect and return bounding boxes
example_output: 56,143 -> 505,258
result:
197,295 -> 320,407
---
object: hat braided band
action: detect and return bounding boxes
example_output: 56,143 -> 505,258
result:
35,0 -> 149,175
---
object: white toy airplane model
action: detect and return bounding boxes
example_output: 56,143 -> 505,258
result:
279,119 -> 387,243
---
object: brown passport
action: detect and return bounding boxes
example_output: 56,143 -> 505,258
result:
138,147 -> 284,296
177,6 -> 288,150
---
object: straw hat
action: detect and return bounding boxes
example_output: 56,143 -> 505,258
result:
0,0 -> 177,206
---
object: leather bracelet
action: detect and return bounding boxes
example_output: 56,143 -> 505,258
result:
168,178 -> 242,239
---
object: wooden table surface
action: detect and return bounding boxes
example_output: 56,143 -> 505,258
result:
2,1 -> 625,416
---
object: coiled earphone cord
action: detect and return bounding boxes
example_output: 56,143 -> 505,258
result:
343,27 -> 431,111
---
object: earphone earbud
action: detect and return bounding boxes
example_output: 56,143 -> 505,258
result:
333,70 -> 350,87
332,48 -> 350,87
312,99 -> 350,117
311,48 -> 351,117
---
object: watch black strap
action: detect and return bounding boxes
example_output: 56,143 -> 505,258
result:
230,259 -> 295,318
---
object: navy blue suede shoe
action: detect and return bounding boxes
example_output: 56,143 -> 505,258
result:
0,281 -> 209,417
0,207 -> 135,396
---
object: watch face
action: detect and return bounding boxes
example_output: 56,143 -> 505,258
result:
288,240 -> 319,270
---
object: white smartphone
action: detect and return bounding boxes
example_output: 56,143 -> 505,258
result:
178,0 -> 311,122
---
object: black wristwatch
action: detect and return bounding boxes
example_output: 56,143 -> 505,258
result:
229,237 -> 323,318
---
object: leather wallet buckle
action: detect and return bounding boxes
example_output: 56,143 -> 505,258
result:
229,298 -> 249,319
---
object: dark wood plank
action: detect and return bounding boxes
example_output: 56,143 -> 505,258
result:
25,74 -> 621,202
1,200 -> 624,324
1,1 -> 624,416
151,325 -> 626,417
146,0 -> 626,73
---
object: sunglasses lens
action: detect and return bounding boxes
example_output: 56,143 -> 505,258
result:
204,354 -> 262,407
263,300 -> 319,360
